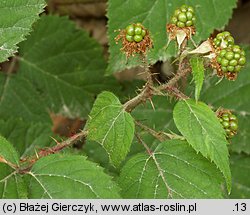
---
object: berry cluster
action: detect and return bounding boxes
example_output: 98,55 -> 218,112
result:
213,31 -> 234,49
216,45 -> 246,74
115,22 -> 153,58
125,23 -> 146,43
170,5 -> 196,28
218,111 -> 238,139
211,32 -> 246,80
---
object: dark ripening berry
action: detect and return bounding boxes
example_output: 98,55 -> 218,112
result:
170,4 -> 195,27
218,111 -> 238,138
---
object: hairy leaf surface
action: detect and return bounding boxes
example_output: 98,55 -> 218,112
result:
173,99 -> 231,192
28,154 -> 120,198
87,91 -> 135,167
119,140 -> 223,198
0,0 -> 46,63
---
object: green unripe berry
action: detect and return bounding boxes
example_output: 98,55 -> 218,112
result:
230,121 -> 238,131
213,31 -> 235,49
221,58 -> 229,66
126,34 -> 134,42
223,31 -> 231,37
177,21 -> 185,28
216,56 -> 222,63
234,53 -> 241,60
219,50 -> 227,57
174,9 -> 181,16
124,23 -> 148,43
134,26 -> 142,35
229,115 -> 237,121
180,6 -> 187,12
141,29 -> 146,37
239,57 -> 246,65
186,21 -> 193,27
229,59 -> 238,66
235,65 -> 242,72
233,45 -> 241,53
134,34 -> 143,43
217,44 -> 246,74
222,121 -> 230,128
171,16 -> 178,24
171,5 -> 195,27
227,36 -> 234,45
227,66 -> 235,72
217,33 -> 223,40
188,6 -> 194,13
221,66 -> 227,72
178,13 -> 187,22
222,116 -> 229,121
126,25 -> 135,36
225,52 -> 234,60
219,111 -> 238,138
186,11 -> 193,20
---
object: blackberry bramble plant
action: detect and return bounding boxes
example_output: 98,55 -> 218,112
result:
0,0 -> 249,199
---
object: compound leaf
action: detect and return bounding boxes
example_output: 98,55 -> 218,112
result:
118,140 -> 223,198
28,154 -> 120,198
86,91 -> 135,167
173,99 -> 231,192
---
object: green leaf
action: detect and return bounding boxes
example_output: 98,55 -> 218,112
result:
173,99 -> 231,192
190,57 -> 204,101
0,136 -> 19,166
118,140 -> 223,198
201,49 -> 250,154
0,75 -> 50,123
131,96 -> 178,153
0,118 -> 55,158
86,91 -> 135,167
0,0 -> 46,63
0,164 -> 27,199
17,15 -> 114,118
28,154 -> 120,198
107,0 -> 237,74
230,154 -> 250,198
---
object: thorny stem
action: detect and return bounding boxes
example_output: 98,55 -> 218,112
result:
18,130 -> 88,173
136,121 -> 185,142
124,58 -> 190,112
135,121 -> 168,142
17,48 -> 191,171
135,133 -> 173,198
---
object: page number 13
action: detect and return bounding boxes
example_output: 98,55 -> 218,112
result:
234,203 -> 247,212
